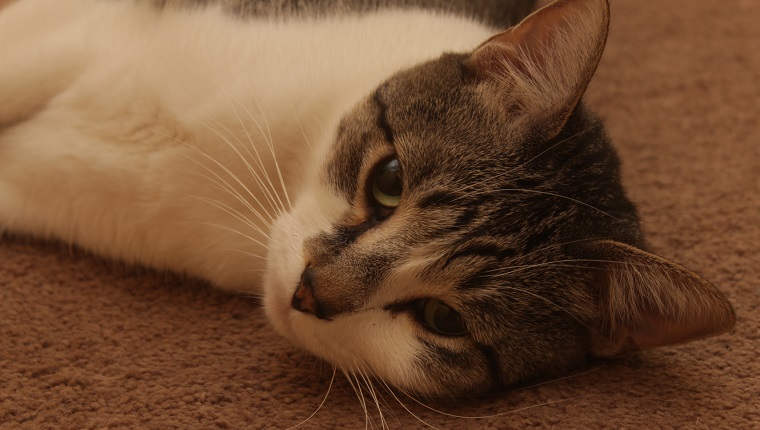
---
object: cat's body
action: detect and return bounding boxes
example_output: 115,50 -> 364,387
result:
0,0 -> 735,397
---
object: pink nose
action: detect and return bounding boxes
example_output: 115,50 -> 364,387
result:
291,267 -> 326,319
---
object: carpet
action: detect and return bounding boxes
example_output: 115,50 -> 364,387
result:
1,0 -> 758,428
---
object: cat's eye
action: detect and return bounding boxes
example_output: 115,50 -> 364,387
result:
417,299 -> 468,336
371,158 -> 403,209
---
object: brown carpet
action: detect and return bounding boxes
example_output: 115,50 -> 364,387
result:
1,0 -> 759,428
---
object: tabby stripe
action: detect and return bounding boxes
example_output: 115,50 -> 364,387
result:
327,220 -> 378,250
417,190 -> 461,209
447,238 -> 521,269
477,344 -> 502,389
523,228 -> 555,253
420,340 -> 472,374
372,88 -> 395,145
417,191 -> 482,233
452,206 -> 479,231
442,243 -> 504,269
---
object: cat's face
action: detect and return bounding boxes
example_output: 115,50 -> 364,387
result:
265,70 -> 616,396
264,0 -> 734,396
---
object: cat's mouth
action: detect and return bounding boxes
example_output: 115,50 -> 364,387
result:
263,235 -> 427,395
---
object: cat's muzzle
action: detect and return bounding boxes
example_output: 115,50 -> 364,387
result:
291,266 -> 328,320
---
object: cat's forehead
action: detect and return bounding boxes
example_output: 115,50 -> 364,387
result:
376,53 -> 513,160
328,53 -> 528,200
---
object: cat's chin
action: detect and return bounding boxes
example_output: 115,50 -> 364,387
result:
264,290 -> 437,396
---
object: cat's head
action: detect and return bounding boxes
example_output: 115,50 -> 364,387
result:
263,0 -> 735,396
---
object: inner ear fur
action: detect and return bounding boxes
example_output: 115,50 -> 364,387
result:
581,240 -> 736,357
464,0 -> 610,136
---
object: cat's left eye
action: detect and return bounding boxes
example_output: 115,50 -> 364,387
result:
371,158 -> 403,210
417,299 -> 468,336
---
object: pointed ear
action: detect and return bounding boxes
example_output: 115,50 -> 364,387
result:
464,0 -> 610,136
582,241 -> 736,357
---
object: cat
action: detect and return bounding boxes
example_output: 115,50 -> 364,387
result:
0,0 -> 735,397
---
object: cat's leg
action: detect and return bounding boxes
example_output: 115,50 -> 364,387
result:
0,79 -> 270,291
0,0 -> 270,293
0,106 -> 269,293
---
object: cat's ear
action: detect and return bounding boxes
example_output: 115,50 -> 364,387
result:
582,240 -> 736,357
464,0 -> 609,136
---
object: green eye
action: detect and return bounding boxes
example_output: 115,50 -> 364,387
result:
419,299 -> 468,336
371,158 -> 403,209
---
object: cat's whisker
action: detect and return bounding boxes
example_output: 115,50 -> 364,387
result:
292,105 -> 315,153
218,248 -> 267,261
313,357 -> 325,384
399,365 -> 608,422
152,130 -> 254,208
238,269 -> 267,278
201,116 -> 286,218
179,169 -> 274,230
284,366 -> 336,430
501,188 -> 619,220
190,221 -> 269,249
483,283 -> 596,333
168,218 -> 269,254
482,257 -> 658,276
515,122 -> 604,172
452,186 -> 618,221
195,121 -> 283,221
212,93 -> 289,217
453,122 -> 606,202
191,64 -> 288,217
434,237 -> 608,275
181,193 -> 271,238
161,131 -> 276,228
489,364 -> 607,397
212,89 -> 273,175
357,368 -> 390,430
375,378 -> 442,430
391,385 -> 476,421
344,369 -> 371,430
476,264 -> 624,340
243,80 -> 292,210
394,383 -> 612,420
486,264 -> 607,279
387,367 -> 608,421
476,187 -> 620,220
515,237 -> 606,260
349,355 -> 427,428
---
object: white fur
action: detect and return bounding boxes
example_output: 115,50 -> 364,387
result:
0,0 -> 492,287
0,0 -> 493,391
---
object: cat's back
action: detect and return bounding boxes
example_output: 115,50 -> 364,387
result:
0,0 -> 508,111
153,0 -> 535,28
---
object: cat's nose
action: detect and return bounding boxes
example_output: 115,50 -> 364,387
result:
291,266 -> 327,319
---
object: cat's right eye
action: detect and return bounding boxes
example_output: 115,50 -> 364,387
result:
371,158 -> 403,212
416,299 -> 468,336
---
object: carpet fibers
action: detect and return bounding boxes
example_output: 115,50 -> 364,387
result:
1,0 -> 759,428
